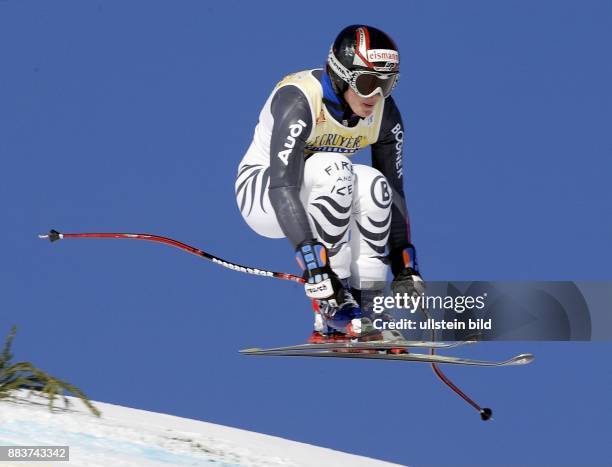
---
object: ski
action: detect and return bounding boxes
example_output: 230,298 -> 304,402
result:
240,349 -> 534,367
240,339 -> 475,354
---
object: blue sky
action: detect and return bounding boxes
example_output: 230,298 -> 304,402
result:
1,1 -> 611,465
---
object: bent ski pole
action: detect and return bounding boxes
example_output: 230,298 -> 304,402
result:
38,229 -> 305,284
421,306 -> 493,421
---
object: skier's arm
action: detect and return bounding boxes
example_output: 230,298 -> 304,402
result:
371,96 -> 415,274
372,97 -> 424,297
372,97 -> 425,296
268,86 -> 349,305
268,85 -> 314,248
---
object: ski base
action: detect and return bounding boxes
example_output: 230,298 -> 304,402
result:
239,343 -> 534,367
241,339 -> 475,354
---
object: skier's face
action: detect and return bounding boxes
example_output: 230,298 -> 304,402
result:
344,88 -> 383,118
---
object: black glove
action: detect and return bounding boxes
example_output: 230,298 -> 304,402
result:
295,240 -> 349,308
389,244 -> 426,297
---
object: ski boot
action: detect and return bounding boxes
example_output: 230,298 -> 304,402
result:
295,240 -> 377,343
352,287 -> 408,354
307,301 -> 352,343
317,285 -> 377,338
307,298 -> 377,343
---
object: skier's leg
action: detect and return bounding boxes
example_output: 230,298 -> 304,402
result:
350,163 -> 392,291
299,153 -> 370,338
299,153 -> 354,279
349,164 -> 406,343
236,149 -> 355,267
236,150 -> 370,338
347,165 -> 398,336
235,148 -> 355,250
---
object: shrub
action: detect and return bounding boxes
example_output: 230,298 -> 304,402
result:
0,326 -> 100,417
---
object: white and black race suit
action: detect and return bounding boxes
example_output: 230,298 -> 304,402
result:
235,69 -> 411,289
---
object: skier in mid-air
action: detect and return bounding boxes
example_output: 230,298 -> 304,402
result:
35,25 -> 530,420
236,25 -> 423,343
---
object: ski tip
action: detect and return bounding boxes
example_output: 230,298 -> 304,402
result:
239,348 -> 262,354
510,353 -> 535,365
39,229 -> 62,242
480,408 -> 493,421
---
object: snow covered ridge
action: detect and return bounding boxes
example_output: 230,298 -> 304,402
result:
0,391 -> 403,467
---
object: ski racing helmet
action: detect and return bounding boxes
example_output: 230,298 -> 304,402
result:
327,25 -> 400,99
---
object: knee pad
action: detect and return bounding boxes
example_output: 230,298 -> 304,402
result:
353,164 -> 393,221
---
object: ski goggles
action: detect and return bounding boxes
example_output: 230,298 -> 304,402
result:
328,47 -> 400,98
351,71 -> 399,98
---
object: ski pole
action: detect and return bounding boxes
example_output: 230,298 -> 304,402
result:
38,229 -> 305,284
421,306 -> 493,421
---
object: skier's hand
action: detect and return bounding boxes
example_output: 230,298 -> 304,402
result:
295,240 -> 346,307
391,267 -> 426,297
389,243 -> 425,297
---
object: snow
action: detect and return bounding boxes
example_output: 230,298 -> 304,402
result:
0,391 -> 403,467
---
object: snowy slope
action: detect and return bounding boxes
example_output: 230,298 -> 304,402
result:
0,391 -> 403,467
